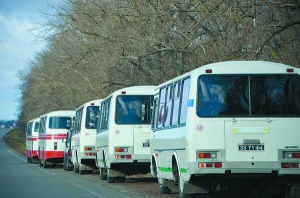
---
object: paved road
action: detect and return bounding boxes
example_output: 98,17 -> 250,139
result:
0,128 -> 133,198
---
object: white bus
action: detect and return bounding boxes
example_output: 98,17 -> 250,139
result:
96,86 -> 155,183
71,99 -> 102,174
26,117 -> 40,163
150,61 -> 300,197
38,110 -> 75,168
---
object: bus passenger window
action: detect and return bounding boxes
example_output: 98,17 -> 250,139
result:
157,87 -> 166,128
164,85 -> 173,127
171,82 -> 181,126
179,78 -> 191,124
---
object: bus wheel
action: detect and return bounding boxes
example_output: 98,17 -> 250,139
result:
107,176 -> 116,183
159,184 -> 171,194
66,160 -> 73,171
107,169 -> 116,183
79,167 -> 85,175
74,165 -> 79,173
100,168 -> 107,180
117,177 -> 125,183
43,160 -> 48,168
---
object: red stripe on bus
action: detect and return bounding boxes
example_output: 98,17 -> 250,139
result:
39,151 -> 64,160
26,137 -> 38,141
38,134 -> 67,140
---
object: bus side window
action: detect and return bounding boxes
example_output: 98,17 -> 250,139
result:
179,78 -> 191,124
151,98 -> 158,130
164,85 -> 173,127
171,81 -> 181,126
97,103 -> 104,133
157,87 -> 166,129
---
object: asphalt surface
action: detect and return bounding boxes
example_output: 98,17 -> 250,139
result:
0,128 -> 133,198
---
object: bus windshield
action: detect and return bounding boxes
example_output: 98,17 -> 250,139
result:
197,74 -> 300,117
34,122 -> 39,132
49,117 -> 72,129
115,95 -> 153,124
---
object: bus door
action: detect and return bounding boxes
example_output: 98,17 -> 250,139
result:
133,126 -> 151,154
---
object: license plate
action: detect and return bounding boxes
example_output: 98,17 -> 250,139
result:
142,142 -> 150,147
238,144 -> 264,151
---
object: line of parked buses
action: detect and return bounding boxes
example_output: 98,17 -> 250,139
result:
25,61 -> 300,198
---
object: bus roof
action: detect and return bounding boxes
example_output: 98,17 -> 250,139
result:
156,61 -> 299,89
40,110 -> 75,118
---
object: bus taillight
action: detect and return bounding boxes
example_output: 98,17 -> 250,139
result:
199,162 -> 222,168
198,152 -> 217,158
285,152 -> 300,158
115,148 -> 128,152
84,147 -> 95,151
116,155 -> 131,159
215,163 -> 222,168
282,163 -> 300,168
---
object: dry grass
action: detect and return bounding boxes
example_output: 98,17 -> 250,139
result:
3,128 -> 26,156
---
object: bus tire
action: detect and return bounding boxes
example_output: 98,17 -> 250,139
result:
117,177 -> 125,183
100,168 -> 107,180
79,166 -> 85,175
107,176 -> 116,183
159,184 -> 171,194
74,165 -> 79,173
43,160 -> 48,168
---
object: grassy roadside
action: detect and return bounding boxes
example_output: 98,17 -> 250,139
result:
2,128 -> 26,156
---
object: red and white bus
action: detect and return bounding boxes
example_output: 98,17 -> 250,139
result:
38,110 -> 75,168
71,99 -> 102,174
26,117 -> 40,163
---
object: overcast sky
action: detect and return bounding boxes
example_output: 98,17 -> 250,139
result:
0,0 -> 58,121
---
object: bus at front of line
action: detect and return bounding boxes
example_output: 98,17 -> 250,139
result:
96,86 -> 155,183
26,117 -> 40,164
150,61 -> 300,197
71,99 -> 102,174
38,110 -> 75,168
